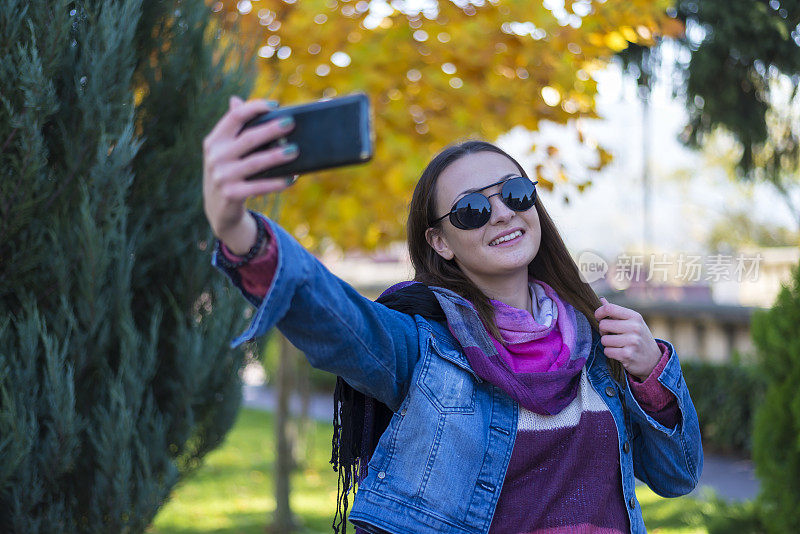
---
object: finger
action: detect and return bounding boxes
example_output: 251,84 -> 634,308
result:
222,174 -> 300,201
208,99 -> 278,144
594,297 -> 609,320
603,346 -> 628,362
595,297 -> 639,321
598,317 -> 635,335
229,95 -> 244,109
600,333 -> 632,348
216,145 -> 299,186
226,117 -> 295,160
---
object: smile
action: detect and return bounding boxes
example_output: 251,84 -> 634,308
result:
489,230 -> 523,246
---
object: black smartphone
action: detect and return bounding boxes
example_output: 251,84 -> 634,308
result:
238,92 -> 374,180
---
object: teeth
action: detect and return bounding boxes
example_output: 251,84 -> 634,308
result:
490,230 -> 522,246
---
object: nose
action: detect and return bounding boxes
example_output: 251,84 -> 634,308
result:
487,192 -> 513,225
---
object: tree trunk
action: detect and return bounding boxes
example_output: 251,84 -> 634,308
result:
295,355 -> 312,466
267,332 -> 300,532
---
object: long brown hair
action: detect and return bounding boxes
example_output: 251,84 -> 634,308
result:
407,139 -> 623,381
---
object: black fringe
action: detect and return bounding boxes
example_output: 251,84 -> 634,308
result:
329,283 -> 444,533
330,375 -> 362,534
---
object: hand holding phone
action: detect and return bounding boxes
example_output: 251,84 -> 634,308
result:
202,96 -> 300,250
238,92 -> 374,180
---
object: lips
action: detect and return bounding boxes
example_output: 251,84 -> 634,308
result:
489,228 -> 524,246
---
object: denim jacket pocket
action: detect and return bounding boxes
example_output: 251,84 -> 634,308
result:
418,338 -> 476,414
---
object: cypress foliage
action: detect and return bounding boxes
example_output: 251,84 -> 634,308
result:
0,0 -> 256,530
751,261 -> 800,533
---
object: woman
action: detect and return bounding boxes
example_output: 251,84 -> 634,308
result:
204,96 -> 703,534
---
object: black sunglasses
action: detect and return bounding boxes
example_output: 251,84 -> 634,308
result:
430,174 -> 538,230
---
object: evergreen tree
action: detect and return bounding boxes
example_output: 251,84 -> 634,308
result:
0,0 -> 256,530
751,260 -> 800,532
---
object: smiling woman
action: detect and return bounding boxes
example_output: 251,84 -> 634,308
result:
203,110 -> 703,533
423,153 -> 543,315
407,142 -> 608,347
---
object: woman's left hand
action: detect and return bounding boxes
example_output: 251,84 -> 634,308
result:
594,297 -> 662,381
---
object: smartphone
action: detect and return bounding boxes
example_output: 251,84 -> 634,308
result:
238,92 -> 374,180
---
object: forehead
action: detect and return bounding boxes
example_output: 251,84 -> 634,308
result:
436,152 -> 519,205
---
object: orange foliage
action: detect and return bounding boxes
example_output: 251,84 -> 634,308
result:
210,0 -> 681,251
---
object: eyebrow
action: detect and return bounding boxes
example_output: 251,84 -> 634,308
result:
455,173 -> 517,199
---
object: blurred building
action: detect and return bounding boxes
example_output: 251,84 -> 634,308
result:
726,246 -> 800,307
320,240 -> 414,300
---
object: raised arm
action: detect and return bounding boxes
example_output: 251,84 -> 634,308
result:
594,299 -> 703,497
213,213 -> 421,410
203,96 -> 421,411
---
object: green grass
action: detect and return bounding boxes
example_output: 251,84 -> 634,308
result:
636,485 -> 712,534
150,408 -> 719,534
149,409 -> 340,534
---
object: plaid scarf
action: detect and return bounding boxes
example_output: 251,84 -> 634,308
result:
430,281 -> 591,415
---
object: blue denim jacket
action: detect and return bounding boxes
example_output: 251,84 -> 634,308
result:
212,214 -> 704,534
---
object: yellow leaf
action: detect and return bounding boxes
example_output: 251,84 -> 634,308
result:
620,26 -> 638,43
604,31 -> 629,52
587,33 -> 605,47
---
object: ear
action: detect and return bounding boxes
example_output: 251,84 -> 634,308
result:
425,226 -> 455,261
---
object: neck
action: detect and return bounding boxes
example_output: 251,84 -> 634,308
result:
467,269 -> 532,314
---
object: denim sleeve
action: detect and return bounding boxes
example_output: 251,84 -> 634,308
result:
212,213 -> 421,411
626,342 -> 679,428
623,338 -> 704,497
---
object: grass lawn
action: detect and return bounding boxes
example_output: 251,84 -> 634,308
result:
149,408 -> 714,534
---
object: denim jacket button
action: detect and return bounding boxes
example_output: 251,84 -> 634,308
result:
400,408 -> 407,416
605,386 -> 616,397
628,497 -> 636,509
377,471 -> 386,479
623,441 -> 630,454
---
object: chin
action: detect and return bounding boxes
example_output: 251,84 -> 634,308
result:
487,259 -> 532,274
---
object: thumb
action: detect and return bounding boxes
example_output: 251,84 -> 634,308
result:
595,296 -> 608,320
229,95 -> 244,109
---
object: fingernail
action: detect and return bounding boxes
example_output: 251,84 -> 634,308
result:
285,175 -> 298,186
282,143 -> 298,155
279,116 -> 294,128
265,99 -> 279,108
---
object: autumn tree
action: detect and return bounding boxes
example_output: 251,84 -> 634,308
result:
215,0 -> 681,251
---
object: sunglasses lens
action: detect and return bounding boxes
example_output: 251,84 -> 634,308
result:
501,176 -> 537,211
451,193 -> 491,229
